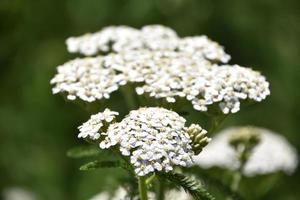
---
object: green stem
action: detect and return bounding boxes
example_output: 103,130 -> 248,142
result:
146,174 -> 156,186
120,84 -> 138,111
227,147 -> 246,200
231,171 -> 242,192
209,114 -> 227,134
156,178 -> 165,200
138,176 -> 148,200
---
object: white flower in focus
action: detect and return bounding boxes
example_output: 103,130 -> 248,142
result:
50,56 -> 127,102
99,107 -> 208,176
51,51 -> 270,114
193,127 -> 298,176
78,108 -> 119,140
178,36 -> 231,63
66,26 -> 140,56
65,25 -> 230,63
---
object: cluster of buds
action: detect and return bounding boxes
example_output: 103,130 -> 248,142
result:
186,124 -> 211,154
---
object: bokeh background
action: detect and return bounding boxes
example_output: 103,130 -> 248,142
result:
1,0 -> 299,199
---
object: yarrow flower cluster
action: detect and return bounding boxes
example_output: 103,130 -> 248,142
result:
51,50 -> 270,114
78,108 -> 119,140
50,57 -> 127,102
193,127 -> 298,176
66,25 -> 230,63
78,107 -> 210,176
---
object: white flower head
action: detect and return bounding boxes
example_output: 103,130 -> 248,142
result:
178,36 -> 231,63
98,107 -> 209,176
50,56 -> 127,102
51,51 -> 270,114
193,127 -> 298,176
65,25 -> 230,63
78,108 -> 119,140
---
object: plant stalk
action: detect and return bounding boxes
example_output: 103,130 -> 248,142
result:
138,176 -> 148,200
156,178 -> 165,200
231,170 -> 242,192
209,114 -> 227,134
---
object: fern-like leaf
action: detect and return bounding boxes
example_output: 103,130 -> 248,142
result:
195,173 -> 243,200
158,172 -> 215,200
79,160 -> 120,171
67,145 -> 103,158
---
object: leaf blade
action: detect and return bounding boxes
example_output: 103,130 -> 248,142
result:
66,146 -> 102,158
159,172 -> 215,200
79,160 -> 120,171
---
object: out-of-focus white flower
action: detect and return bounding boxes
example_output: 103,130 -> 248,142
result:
78,108 -> 119,140
164,189 -> 193,200
2,187 -> 37,200
193,127 -> 298,176
89,188 -> 192,200
89,187 -> 155,200
89,191 -> 110,200
95,107 -> 209,176
65,25 -> 230,63
51,51 -> 270,114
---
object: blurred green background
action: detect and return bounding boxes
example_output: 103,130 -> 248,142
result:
1,0 -> 299,199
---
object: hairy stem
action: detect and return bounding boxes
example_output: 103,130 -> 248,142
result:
138,176 -> 148,200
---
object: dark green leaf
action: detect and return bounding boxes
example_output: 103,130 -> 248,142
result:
79,160 -> 120,171
66,146 -> 102,158
193,172 -> 243,200
159,172 -> 215,200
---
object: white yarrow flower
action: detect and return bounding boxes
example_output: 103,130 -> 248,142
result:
78,108 -> 119,140
97,107 -> 208,176
193,127 -> 298,176
65,25 -> 230,63
51,51 -> 270,114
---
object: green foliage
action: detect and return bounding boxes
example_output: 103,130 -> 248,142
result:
79,158 -> 133,172
190,169 -> 243,200
66,145 -> 103,158
79,160 -> 121,171
159,172 -> 215,200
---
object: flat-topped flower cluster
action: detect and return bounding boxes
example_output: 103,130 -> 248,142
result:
66,25 -> 230,63
78,108 -> 119,140
51,49 -> 270,114
78,107 -> 210,176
